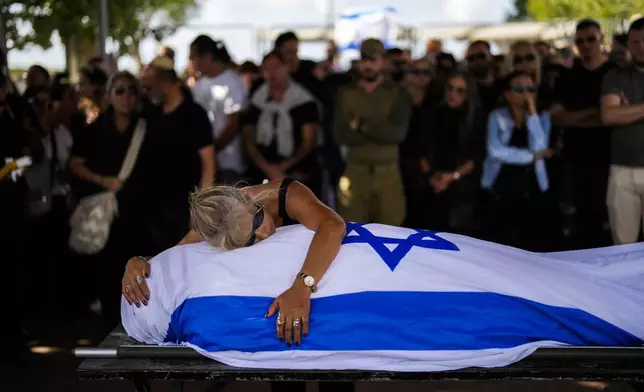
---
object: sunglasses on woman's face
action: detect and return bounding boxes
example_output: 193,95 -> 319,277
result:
244,205 -> 265,247
446,84 -> 466,95
513,53 -> 536,64
114,86 -> 137,96
510,84 -> 537,93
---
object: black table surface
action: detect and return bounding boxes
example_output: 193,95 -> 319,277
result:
78,327 -> 644,382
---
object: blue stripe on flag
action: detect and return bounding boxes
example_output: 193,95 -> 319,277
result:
165,292 -> 642,352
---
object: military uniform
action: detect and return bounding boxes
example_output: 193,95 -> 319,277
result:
332,39 -> 412,225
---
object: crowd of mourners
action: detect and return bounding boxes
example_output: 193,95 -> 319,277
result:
2,16 -> 644,364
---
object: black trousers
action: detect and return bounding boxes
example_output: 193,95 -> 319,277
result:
486,189 -> 551,252
560,164 -> 611,250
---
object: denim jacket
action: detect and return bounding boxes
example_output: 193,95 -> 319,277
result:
481,107 -> 551,192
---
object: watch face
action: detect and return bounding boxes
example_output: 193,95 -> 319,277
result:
303,276 -> 315,287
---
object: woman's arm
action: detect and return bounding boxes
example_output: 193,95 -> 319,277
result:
486,110 -> 536,165
286,181 -> 346,287
265,181 -> 346,345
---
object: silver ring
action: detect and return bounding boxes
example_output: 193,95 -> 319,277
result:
293,319 -> 301,328
125,285 -> 131,292
277,313 -> 284,325
135,275 -> 144,284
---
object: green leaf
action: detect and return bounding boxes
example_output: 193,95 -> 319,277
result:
4,0 -> 197,52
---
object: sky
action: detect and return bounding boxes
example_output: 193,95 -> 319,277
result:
7,0 -> 514,71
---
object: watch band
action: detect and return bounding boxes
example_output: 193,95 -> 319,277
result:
297,272 -> 318,293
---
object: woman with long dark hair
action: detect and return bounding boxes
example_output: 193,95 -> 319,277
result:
420,71 -> 486,233
481,71 -> 553,251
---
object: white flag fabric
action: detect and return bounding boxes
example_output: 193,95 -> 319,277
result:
122,223 -> 644,371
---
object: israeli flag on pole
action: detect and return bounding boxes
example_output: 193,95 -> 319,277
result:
122,224 -> 644,371
334,5 -> 398,53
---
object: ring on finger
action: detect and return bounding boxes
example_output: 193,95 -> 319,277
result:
125,285 -> 131,292
277,315 -> 284,325
293,318 -> 301,328
135,275 -> 144,284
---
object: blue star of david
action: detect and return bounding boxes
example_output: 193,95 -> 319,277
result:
342,222 -> 460,271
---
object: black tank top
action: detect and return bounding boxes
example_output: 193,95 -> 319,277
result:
278,178 -> 299,226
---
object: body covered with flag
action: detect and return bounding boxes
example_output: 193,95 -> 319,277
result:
122,223 -> 644,371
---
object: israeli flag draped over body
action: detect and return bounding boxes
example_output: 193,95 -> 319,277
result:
122,224 -> 644,371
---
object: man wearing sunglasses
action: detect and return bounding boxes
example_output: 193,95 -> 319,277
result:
466,40 -> 503,113
550,19 -> 617,250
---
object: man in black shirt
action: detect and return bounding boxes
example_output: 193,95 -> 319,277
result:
466,40 -> 502,113
140,56 -> 215,252
550,19 -> 616,250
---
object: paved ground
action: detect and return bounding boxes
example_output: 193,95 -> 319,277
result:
4,315 -> 638,392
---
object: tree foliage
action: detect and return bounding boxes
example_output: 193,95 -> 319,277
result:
507,0 -> 530,21
3,0 -> 196,52
527,0 -> 644,21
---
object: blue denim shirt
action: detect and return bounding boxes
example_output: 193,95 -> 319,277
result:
481,107 -> 551,192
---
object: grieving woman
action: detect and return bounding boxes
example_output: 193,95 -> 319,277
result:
420,72 -> 486,234
481,71 -> 552,251
122,178 -> 346,346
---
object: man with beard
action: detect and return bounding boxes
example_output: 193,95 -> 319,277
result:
333,38 -> 412,225
466,40 -> 502,113
601,18 -> 644,245
609,33 -> 631,68
551,19 -> 617,250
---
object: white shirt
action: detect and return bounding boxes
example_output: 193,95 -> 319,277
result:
192,70 -> 247,173
44,125 -> 73,195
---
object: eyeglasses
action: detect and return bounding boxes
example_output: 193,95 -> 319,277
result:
513,54 -> 536,64
446,84 -> 466,95
510,85 -> 537,93
575,36 -> 598,46
113,86 -> 137,96
466,53 -> 487,62
244,205 -> 265,247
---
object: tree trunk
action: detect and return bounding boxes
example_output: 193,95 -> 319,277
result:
65,35 -> 82,83
0,10 -> 7,54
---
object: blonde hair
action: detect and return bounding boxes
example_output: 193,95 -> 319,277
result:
507,40 -> 542,85
189,185 -> 264,251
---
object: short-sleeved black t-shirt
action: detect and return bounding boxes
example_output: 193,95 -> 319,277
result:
553,60 -> 617,166
71,111 -> 141,200
244,98 -> 319,178
142,99 -> 213,211
601,66 -> 644,167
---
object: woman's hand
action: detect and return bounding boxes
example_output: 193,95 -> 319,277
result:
102,176 -> 124,192
122,257 -> 150,307
265,283 -> 311,346
525,94 -> 537,115
534,149 -> 553,161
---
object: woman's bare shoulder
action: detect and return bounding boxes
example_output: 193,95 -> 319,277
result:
242,181 -> 282,199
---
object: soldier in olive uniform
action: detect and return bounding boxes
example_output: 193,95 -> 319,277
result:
333,38 -> 412,225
